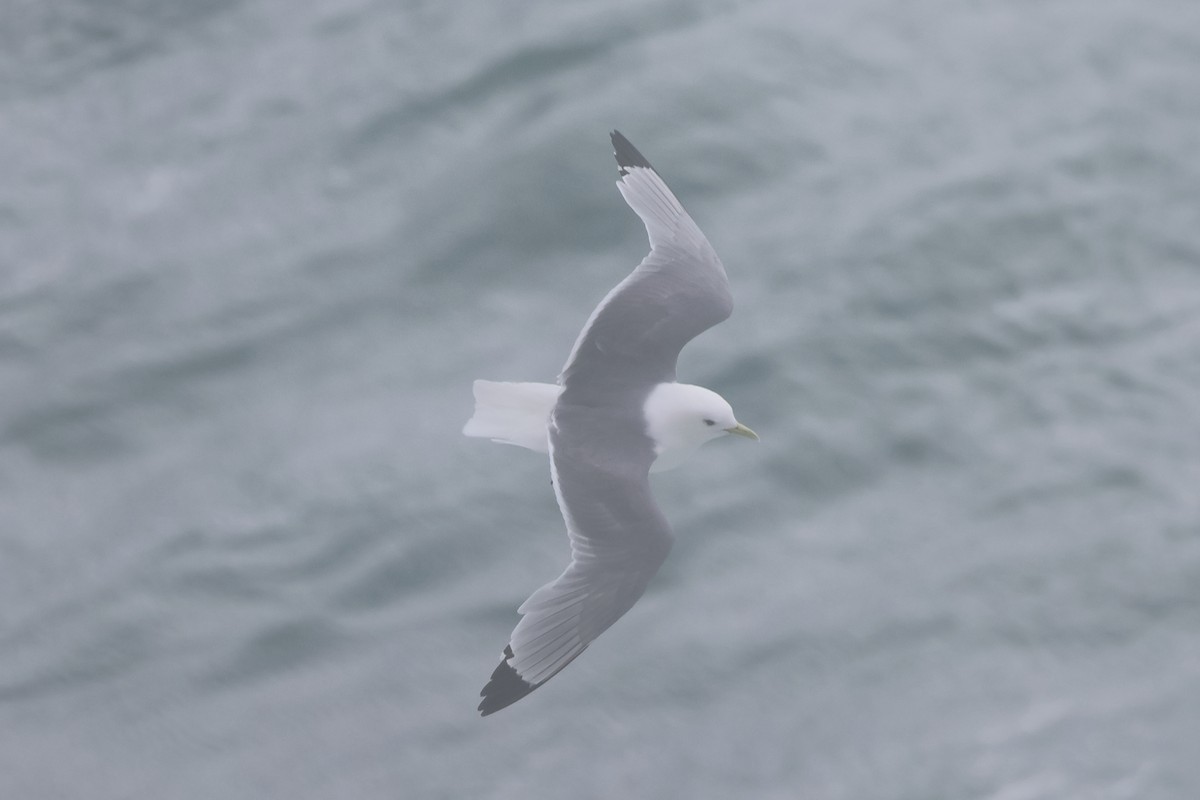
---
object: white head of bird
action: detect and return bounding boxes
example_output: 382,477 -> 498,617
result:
642,382 -> 758,472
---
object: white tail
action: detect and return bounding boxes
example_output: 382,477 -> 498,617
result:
463,380 -> 560,453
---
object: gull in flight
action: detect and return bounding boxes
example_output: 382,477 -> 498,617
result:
464,131 -> 758,715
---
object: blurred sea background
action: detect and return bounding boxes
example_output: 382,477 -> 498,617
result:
3,0 -> 1200,798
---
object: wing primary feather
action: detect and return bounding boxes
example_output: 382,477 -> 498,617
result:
611,129 -> 655,174
478,645 -> 538,716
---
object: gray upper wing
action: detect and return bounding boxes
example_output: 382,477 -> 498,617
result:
557,131 -> 733,399
477,405 -> 672,715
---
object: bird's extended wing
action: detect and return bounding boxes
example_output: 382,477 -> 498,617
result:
478,413 -> 672,716
557,131 -> 732,397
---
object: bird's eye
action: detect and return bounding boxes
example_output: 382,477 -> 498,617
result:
703,418 -> 716,426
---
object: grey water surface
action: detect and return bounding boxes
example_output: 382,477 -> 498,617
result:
3,1 -> 1200,798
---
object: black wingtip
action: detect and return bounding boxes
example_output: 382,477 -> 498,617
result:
478,645 -> 539,717
610,130 -> 655,176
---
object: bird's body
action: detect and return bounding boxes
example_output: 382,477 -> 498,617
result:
464,132 -> 756,716
464,379 -> 742,473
